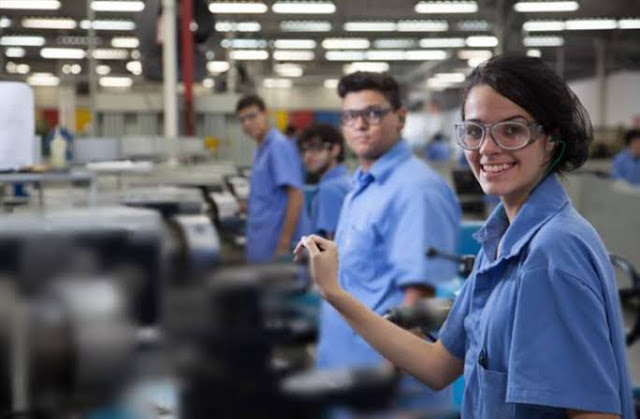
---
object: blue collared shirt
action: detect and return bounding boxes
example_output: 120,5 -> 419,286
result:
310,164 -> 352,236
246,128 -> 304,263
316,139 -> 461,407
439,175 -> 634,418
612,149 -> 640,185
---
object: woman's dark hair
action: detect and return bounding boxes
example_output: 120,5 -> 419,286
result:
297,123 -> 346,162
624,129 -> 640,146
462,54 -> 592,173
337,72 -> 402,110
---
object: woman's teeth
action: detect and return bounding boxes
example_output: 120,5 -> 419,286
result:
483,163 -> 514,173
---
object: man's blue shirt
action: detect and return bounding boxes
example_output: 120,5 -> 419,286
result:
612,149 -> 640,185
310,164 -> 352,236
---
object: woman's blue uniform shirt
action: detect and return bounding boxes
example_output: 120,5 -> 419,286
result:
310,164 -> 352,236
439,175 -> 634,418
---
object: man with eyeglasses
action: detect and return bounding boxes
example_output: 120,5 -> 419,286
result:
235,94 -> 304,264
313,72 -> 461,412
297,123 -> 351,240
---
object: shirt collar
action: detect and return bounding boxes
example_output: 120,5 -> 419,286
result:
259,127 -> 278,149
473,175 -> 570,268
353,139 -> 412,184
322,164 -> 348,182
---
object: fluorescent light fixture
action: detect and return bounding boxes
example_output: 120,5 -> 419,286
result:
434,72 -> 466,82
420,37 -> 465,48
272,1 -> 336,14
373,39 -> 417,49
62,63 -> 82,74
215,21 -> 261,32
324,78 -> 338,88
263,78 -> 293,88
415,1 -> 478,14
514,1 -> 578,12
221,38 -> 267,48
397,20 -> 448,31
457,49 -> 492,59
273,39 -> 316,49
202,78 -> 215,88
322,38 -> 370,49
467,57 -> 488,67
273,50 -> 315,60
405,49 -> 448,60
22,17 -> 76,29
99,76 -> 133,88
40,47 -> 85,59
91,1 -> 145,12
325,50 -> 366,61
343,61 -> 390,74
96,64 -> 111,75
131,49 -> 140,59
111,37 -> 139,48
28,73 -> 59,86
365,50 -> 406,61
5,47 -> 25,57
0,1 -> 60,10
5,61 -> 29,74
565,19 -> 617,30
0,16 -> 10,27
466,35 -> 498,47
457,20 -> 490,31
344,21 -> 396,32
427,77 -> 451,90
526,48 -> 542,57
126,60 -> 142,75
619,19 -> 640,29
523,20 -> 565,31
209,2 -> 267,13
80,19 -> 135,30
523,35 -> 564,46
280,20 -> 331,31
0,35 -> 45,46
92,48 -> 129,59
230,49 -> 268,60
274,63 -> 303,77
207,61 -> 231,73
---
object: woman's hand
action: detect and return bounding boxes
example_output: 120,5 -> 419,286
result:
293,235 -> 342,299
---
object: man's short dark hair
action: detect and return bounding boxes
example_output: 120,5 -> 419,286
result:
624,129 -> 640,146
236,94 -> 266,114
337,72 -> 402,110
297,123 -> 346,162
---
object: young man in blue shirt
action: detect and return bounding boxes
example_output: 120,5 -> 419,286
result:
236,94 -> 304,263
297,123 -> 351,239
315,72 -> 461,411
611,129 -> 640,185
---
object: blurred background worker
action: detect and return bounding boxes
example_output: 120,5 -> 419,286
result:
297,123 -> 351,239
612,129 -> 640,185
315,71 -> 461,412
236,94 -> 304,263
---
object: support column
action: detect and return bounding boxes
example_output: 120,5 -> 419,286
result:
162,0 -> 179,162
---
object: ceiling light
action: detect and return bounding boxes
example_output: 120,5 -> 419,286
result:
322,38 -> 370,49
263,78 -> 293,88
273,50 -> 315,60
0,16 -> 10,27
324,78 -> 338,88
0,35 -> 45,46
126,60 -> 142,75
202,78 -> 215,88
373,39 -> 417,49
433,72 -> 466,83
415,1 -> 478,14
22,17 -> 76,29
273,39 -> 316,49
274,63 -> 303,77
526,48 -> 542,57
467,57 -> 488,67
457,49 -> 492,59
40,47 -> 85,59
111,37 -> 139,48
215,21 -> 261,32
343,61 -> 390,73
426,77 -> 451,91
230,49 -> 268,60
207,61 -> 230,73
397,20 -> 448,31
618,19 -> 640,29
466,35 -> 498,47
28,73 -> 59,86
280,20 -> 331,31
91,1 -> 145,12
325,50 -> 366,61
272,1 -> 336,14
80,19 -> 135,30
420,37 -> 465,48
131,49 -> 140,59
221,38 -> 267,48
514,1 -> 578,12
565,18 -> 617,30
5,47 -> 25,57
100,76 -> 133,88
344,21 -> 396,32
96,64 -> 111,75
523,35 -> 564,46
209,2 -> 267,13
405,49 -> 448,60
456,20 -> 490,31
0,1 -> 60,10
92,48 -> 129,59
6,61 -> 29,74
523,20 -> 565,31
365,50 -> 406,60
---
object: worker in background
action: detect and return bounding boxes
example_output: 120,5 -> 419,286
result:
424,131 -> 452,163
611,128 -> 640,185
315,72 -> 461,412
236,94 -> 304,263
297,123 -> 351,239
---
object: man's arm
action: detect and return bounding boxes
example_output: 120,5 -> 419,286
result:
277,186 -> 303,255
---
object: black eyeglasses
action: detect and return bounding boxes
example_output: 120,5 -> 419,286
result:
454,120 -> 544,151
340,106 -> 393,127
299,142 -> 332,153
237,111 -> 260,123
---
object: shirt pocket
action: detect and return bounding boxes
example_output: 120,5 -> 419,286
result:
477,361 -> 515,419
342,223 -> 378,289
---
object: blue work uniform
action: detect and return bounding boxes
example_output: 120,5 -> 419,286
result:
309,164 -> 352,236
425,141 -> 451,162
317,139 -> 461,409
246,128 -> 304,263
439,175 -> 634,418
612,149 -> 640,185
